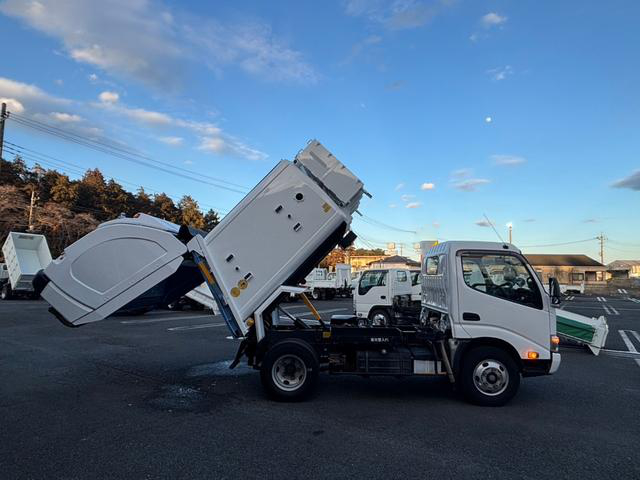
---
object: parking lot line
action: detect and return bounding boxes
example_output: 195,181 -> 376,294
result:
610,306 -> 619,315
167,323 -> 226,332
121,314 -> 213,325
618,288 -> 628,294
618,330 -> 640,368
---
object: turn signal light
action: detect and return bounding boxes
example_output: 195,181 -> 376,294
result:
527,351 -> 539,360
551,335 -> 560,352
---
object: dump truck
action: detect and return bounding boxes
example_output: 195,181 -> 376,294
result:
1,232 -> 52,300
34,140 -> 561,406
304,264 -> 352,300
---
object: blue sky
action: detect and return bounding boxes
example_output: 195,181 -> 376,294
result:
0,0 -> 638,263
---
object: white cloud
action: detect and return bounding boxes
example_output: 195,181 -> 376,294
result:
401,194 -> 416,202
54,78 -> 64,86
98,91 -> 119,104
475,219 -> 492,227
481,12 -> 507,29
159,136 -> 183,146
0,0 -> 317,88
343,0 -> 453,31
523,218 -> 536,223
491,154 -> 526,166
395,182 -> 405,191
389,203 -> 397,209
454,179 -> 490,192
432,221 -> 440,228
405,202 -> 422,209
611,171 -> 640,191
451,168 -> 472,179
421,182 -> 435,190
0,97 -> 25,113
50,112 -> 82,122
485,116 -> 492,123
487,65 -> 513,81
88,73 -> 99,82
93,92 -> 267,160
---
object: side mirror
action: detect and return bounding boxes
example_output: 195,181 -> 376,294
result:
549,277 -> 562,305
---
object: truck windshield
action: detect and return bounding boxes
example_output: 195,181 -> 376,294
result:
358,270 -> 387,295
461,253 -> 543,309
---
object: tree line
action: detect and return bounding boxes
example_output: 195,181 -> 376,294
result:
0,155 -> 219,258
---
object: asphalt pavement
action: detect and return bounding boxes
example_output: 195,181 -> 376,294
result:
1,295 -> 639,479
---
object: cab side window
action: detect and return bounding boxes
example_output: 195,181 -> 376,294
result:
358,270 -> 387,295
461,253 -> 543,309
396,270 -> 407,282
425,256 -> 439,275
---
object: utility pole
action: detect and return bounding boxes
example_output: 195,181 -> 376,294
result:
596,233 -> 605,265
0,102 -> 7,177
28,189 -> 38,231
508,224 -> 513,244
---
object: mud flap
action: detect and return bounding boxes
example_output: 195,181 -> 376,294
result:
40,221 -> 201,326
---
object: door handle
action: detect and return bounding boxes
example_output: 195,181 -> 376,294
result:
380,295 -> 386,299
463,312 -> 481,321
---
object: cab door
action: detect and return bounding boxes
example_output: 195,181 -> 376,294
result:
456,251 -> 551,357
355,270 -> 388,318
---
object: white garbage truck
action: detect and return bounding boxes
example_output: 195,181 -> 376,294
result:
33,140 -> 561,406
1,232 -> 52,300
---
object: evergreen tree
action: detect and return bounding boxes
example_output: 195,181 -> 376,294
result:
178,195 -> 205,229
203,208 -> 220,232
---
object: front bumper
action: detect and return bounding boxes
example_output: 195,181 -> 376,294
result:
522,352 -> 561,377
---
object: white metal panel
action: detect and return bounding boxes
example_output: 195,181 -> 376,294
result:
295,140 -> 363,211
40,223 -> 188,325
194,161 -> 350,329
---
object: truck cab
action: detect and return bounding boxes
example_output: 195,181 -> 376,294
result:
354,268 -> 414,325
421,241 -> 561,403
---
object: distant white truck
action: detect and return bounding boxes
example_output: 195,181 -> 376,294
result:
354,268 -> 421,326
1,232 -> 52,300
304,263 -> 352,300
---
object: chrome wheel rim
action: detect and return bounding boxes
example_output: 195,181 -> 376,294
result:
371,312 -> 388,326
272,354 -> 307,392
473,359 -> 509,396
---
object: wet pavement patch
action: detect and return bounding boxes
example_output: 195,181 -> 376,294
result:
147,384 -> 210,412
186,360 -> 256,378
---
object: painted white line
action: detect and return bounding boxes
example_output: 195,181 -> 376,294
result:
603,304 -> 612,315
610,306 -> 619,315
121,314 -> 213,324
167,323 -> 226,332
631,330 -> 640,344
619,330 -> 640,368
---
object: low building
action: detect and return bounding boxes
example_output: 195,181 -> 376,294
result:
349,255 -> 388,271
366,255 -> 420,270
607,260 -> 640,279
524,254 -> 606,287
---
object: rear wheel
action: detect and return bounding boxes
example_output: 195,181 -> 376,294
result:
368,308 -> 391,327
460,346 -> 520,406
1,284 -> 12,300
260,339 -> 319,401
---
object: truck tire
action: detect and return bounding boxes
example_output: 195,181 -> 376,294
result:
260,339 -> 320,401
1,284 -> 12,300
460,346 -> 520,407
368,308 -> 391,327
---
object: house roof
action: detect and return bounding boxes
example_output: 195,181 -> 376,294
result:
608,260 -> 640,271
524,254 -> 604,267
366,255 -> 420,267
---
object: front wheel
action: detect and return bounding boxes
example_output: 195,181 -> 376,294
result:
368,308 -> 391,327
460,346 -> 520,407
260,339 -> 319,401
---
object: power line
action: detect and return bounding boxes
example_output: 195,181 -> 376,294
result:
7,113 -> 248,195
357,214 -> 417,234
3,141 -> 230,215
8,112 -> 249,190
520,238 -> 597,248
